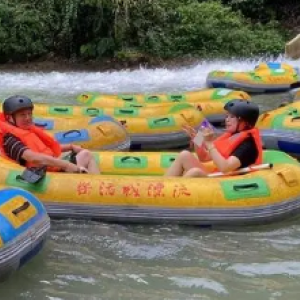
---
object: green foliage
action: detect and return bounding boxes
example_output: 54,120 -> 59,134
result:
0,0 -> 294,62
0,2 -> 52,62
169,1 -> 285,58
221,0 -> 273,23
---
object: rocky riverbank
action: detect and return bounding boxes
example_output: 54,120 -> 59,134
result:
0,56 -> 202,73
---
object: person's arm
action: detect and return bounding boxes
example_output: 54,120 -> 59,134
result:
60,144 -> 83,153
205,137 -> 258,172
22,149 -> 80,173
204,141 -> 241,173
60,144 -> 72,152
194,144 -> 211,162
183,124 -> 212,162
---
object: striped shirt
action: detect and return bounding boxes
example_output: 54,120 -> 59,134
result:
3,133 -> 28,165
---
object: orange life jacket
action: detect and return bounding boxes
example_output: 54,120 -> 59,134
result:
196,127 -> 263,170
0,114 -> 62,171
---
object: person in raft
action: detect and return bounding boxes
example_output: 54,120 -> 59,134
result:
0,95 -> 100,174
165,99 -> 262,177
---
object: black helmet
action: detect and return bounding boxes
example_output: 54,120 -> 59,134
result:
3,95 -> 34,115
224,99 -> 259,127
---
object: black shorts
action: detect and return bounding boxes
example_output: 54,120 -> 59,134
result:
62,151 -> 77,164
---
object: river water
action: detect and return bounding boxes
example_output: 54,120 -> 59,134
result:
1,58 -> 300,300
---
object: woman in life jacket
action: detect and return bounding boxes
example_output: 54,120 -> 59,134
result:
0,95 -> 100,174
165,99 -> 262,177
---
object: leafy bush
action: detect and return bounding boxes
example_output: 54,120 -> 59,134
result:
0,0 -> 291,62
169,1 -> 285,58
0,2 -> 52,62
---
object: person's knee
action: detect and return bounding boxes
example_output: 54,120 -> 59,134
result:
77,149 -> 93,162
179,150 -> 193,160
184,167 -> 206,178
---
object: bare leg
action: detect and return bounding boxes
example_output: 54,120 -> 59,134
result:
184,167 -> 207,178
165,150 -> 204,177
76,150 -> 100,174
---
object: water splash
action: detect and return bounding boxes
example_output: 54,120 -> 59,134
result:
0,58 -> 299,104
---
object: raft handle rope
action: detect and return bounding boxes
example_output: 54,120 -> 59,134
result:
34,121 -> 48,128
63,130 -> 82,138
119,109 -> 135,114
169,95 -> 184,102
12,201 -> 30,215
154,117 -> 170,124
86,107 -> 100,116
121,96 -> 135,102
233,183 -> 259,191
147,95 -> 159,101
54,107 -> 69,112
121,156 -> 141,164
129,104 -> 143,108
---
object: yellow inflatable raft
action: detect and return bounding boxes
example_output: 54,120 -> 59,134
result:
257,101 -> 300,129
34,104 -> 205,150
256,101 -> 300,158
206,62 -> 300,93
29,101 -> 227,125
46,119 -> 130,151
76,88 -> 250,106
2,150 -> 300,226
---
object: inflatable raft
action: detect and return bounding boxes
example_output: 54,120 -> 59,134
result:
0,150 -> 299,226
36,117 -> 130,151
32,102 -> 222,125
34,104 -> 204,150
52,104 -> 206,150
29,101 -> 232,126
76,88 -> 250,106
0,187 -> 50,282
256,101 -> 300,158
206,62 -> 300,93
289,87 -> 300,101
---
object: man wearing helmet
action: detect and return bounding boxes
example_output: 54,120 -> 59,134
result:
0,95 -> 100,174
165,99 -> 262,177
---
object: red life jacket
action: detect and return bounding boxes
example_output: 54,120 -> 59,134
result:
213,127 -> 263,164
0,114 -> 62,171
196,127 -> 263,170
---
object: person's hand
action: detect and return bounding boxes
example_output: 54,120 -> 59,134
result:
71,144 -> 83,153
64,162 -> 79,173
182,124 -> 197,139
64,163 -> 88,174
202,127 -> 215,143
77,166 -> 88,173
182,124 -> 197,148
